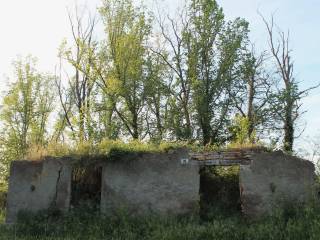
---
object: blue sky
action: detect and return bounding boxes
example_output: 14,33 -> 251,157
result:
0,0 -> 318,149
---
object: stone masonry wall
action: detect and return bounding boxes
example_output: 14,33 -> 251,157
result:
101,148 -> 199,216
6,157 -> 72,224
239,151 -> 316,218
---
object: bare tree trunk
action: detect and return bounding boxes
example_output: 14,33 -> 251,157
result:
154,14 -> 193,141
247,76 -> 255,142
154,98 -> 163,139
261,14 -> 297,152
284,97 -> 294,152
105,99 -> 116,139
79,106 -> 85,143
132,112 -> 139,140
183,103 -> 192,139
201,121 -> 212,146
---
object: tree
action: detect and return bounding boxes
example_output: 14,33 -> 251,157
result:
0,56 -> 54,163
230,47 -> 274,143
186,0 -> 249,145
56,6 -> 98,143
144,49 -> 171,141
153,6 -> 194,141
100,0 -> 152,139
262,15 -> 320,152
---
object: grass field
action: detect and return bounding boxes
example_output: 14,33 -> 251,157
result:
1,203 -> 320,240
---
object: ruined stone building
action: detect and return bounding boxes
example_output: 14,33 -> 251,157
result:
5,148 -> 316,224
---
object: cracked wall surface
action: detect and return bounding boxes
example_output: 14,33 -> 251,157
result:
240,151 -> 316,218
6,157 -> 72,224
101,148 -> 200,216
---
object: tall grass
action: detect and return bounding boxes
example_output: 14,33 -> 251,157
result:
1,203 -> 320,240
23,140 -> 191,162
23,139 -> 267,162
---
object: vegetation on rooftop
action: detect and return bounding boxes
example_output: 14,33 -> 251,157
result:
23,139 -> 266,162
24,140 -> 186,160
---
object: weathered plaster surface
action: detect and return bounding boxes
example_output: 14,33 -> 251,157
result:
240,151 -> 316,217
6,157 -> 71,224
101,148 -> 200,215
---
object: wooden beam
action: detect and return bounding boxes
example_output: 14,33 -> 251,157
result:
191,159 -> 251,166
187,149 -> 264,166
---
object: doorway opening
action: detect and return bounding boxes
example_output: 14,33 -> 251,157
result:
199,165 -> 241,220
71,166 -> 102,210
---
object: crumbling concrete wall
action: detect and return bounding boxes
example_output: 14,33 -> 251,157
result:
101,148 -> 199,215
240,151 -> 316,218
6,157 -> 72,224
6,148 -> 316,222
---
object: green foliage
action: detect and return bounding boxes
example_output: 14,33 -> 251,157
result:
74,140 -> 185,157
56,6 -> 99,144
21,139 -> 265,163
229,115 -> 256,144
0,56 -> 55,189
2,203 -> 320,239
21,140 -> 192,165
185,0 -> 249,145
12,140 -> 265,176
99,0 -> 153,139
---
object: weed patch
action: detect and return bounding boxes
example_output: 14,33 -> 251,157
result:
1,203 -> 320,240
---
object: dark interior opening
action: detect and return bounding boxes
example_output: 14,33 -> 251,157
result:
199,165 -> 241,220
71,166 -> 102,210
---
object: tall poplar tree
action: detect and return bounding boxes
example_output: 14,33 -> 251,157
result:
100,0 -> 151,139
186,0 -> 249,145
